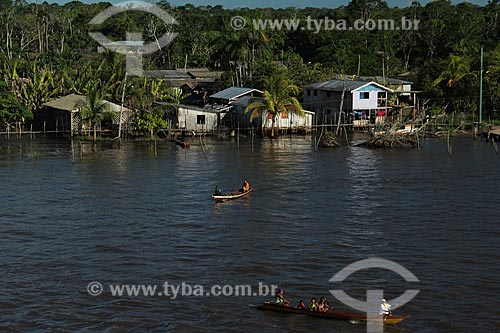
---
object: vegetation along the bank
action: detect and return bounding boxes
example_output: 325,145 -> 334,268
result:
1,0 -> 500,133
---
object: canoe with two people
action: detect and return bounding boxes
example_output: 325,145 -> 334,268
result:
212,180 -> 253,201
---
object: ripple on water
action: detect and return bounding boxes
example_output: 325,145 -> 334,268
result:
0,136 -> 499,332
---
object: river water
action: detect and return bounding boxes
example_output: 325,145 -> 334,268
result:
0,135 -> 499,332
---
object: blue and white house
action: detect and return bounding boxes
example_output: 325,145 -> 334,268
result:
303,79 -> 393,126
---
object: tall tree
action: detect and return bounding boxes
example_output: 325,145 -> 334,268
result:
484,45 -> 500,119
433,54 -> 476,113
434,54 -> 472,88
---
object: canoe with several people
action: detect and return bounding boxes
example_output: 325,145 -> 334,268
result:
211,180 -> 253,201
257,288 -> 410,325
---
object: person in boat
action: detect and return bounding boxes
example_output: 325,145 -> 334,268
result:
309,297 -> 319,311
318,296 -> 332,312
380,299 -> 393,319
296,300 -> 306,309
274,288 -> 290,306
240,179 -> 250,192
214,186 -> 222,196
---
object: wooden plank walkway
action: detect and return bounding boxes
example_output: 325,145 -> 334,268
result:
483,126 -> 500,141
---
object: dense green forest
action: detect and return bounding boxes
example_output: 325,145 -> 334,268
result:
1,0 -> 500,131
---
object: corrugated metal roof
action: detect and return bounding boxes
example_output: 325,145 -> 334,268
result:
231,95 -> 255,107
306,80 -> 366,91
210,87 -> 262,101
190,71 -> 223,79
305,79 -> 392,92
155,102 -> 229,114
145,70 -> 193,79
165,79 -> 199,89
42,94 -> 131,112
42,94 -> 86,111
360,76 -> 413,85
175,68 -> 223,79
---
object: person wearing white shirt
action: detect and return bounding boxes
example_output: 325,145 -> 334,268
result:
380,299 -> 392,318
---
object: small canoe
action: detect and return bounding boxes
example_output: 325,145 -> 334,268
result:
212,188 -> 253,201
257,302 -> 410,325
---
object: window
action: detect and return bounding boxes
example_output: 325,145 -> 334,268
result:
314,90 -> 318,96
197,115 -> 206,125
307,89 -> 311,97
377,92 -> 387,107
327,91 -> 331,98
360,92 -> 370,99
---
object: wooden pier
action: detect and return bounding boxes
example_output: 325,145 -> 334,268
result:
481,125 -> 500,141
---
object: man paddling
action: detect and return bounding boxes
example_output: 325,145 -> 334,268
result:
240,179 -> 250,192
380,299 -> 396,319
274,288 -> 290,306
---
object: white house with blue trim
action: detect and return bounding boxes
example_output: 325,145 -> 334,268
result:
210,86 -> 314,131
303,79 -> 393,126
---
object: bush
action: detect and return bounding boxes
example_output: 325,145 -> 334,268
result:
133,112 -> 168,138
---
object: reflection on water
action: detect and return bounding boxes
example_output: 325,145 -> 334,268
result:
347,146 -> 382,212
0,135 -> 499,332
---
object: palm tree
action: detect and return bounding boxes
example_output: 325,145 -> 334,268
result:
433,54 -> 473,88
214,16 -> 271,86
244,70 -> 304,137
434,54 -> 477,113
77,81 -> 111,141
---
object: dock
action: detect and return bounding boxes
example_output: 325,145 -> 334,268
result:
482,126 -> 500,141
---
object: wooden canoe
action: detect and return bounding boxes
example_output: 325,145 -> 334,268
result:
257,302 -> 410,325
211,188 -> 253,201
